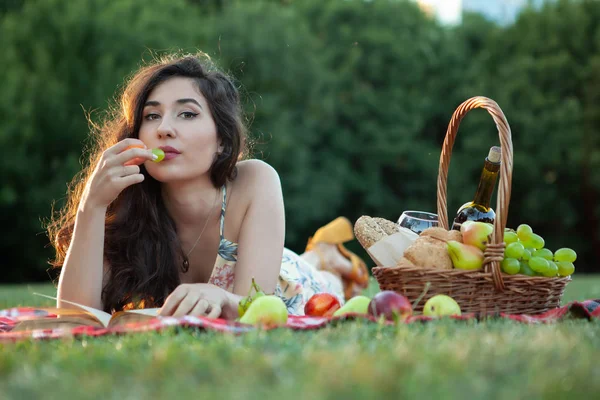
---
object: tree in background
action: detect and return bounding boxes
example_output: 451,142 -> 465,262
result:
0,0 -> 203,281
198,0 -> 472,249
466,0 -> 600,270
0,0 -> 598,282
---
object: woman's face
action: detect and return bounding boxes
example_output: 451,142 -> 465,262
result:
139,77 -> 220,183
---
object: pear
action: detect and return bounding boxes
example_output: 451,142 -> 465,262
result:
239,295 -> 288,327
332,295 -> 371,317
447,240 -> 484,270
238,278 -> 266,318
460,221 -> 493,251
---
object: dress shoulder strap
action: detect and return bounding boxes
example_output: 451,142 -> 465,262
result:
218,184 -> 227,239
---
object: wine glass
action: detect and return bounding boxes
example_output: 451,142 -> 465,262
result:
397,211 -> 439,235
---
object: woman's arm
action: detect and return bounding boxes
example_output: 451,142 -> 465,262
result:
57,139 -> 154,310
56,204 -> 108,310
232,160 -> 286,297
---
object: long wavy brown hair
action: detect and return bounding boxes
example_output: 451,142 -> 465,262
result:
47,53 -> 249,312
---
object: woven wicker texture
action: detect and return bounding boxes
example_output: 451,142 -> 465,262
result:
372,96 -> 570,314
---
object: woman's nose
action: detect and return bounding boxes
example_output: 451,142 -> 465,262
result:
157,118 -> 176,138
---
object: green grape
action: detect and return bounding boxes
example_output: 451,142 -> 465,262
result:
519,261 -> 536,276
543,261 -> 559,277
532,248 -> 553,261
501,258 -> 520,275
521,248 -> 532,261
504,231 -> 519,244
530,234 -> 545,250
522,234 -> 545,250
519,238 -> 533,248
529,256 -> 550,274
516,224 -> 533,241
152,148 -> 165,162
505,242 -> 525,259
556,261 -> 575,277
554,248 -> 577,263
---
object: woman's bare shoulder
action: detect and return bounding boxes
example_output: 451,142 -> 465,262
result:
234,159 -> 281,189
225,160 -> 283,238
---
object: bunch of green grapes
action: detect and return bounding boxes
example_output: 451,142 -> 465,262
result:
500,224 -> 576,277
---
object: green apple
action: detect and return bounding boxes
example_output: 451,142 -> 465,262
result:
423,295 -> 462,317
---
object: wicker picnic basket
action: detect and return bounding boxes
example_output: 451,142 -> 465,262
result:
372,96 -> 571,315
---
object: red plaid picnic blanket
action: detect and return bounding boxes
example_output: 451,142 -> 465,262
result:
1,300 -> 598,343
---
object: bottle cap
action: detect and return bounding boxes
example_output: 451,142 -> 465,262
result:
487,146 -> 501,163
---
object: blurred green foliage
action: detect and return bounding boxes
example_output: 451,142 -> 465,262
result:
0,0 -> 598,282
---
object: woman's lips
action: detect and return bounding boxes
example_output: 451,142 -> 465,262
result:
157,146 -> 180,161
163,152 -> 179,161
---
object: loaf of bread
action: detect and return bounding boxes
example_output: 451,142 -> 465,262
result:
420,226 -> 463,243
354,216 -> 463,270
354,216 -> 399,249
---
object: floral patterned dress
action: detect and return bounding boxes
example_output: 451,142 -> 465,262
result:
207,185 -> 345,315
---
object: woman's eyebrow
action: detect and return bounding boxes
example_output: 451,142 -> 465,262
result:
144,100 -> 160,107
176,98 -> 203,109
143,99 -> 203,109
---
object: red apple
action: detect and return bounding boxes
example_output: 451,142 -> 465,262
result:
304,293 -> 341,317
368,291 -> 412,321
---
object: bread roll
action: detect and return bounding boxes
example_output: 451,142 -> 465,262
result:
404,236 -> 453,270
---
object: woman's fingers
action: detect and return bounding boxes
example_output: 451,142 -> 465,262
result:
119,165 -> 140,177
189,299 -> 210,317
84,139 -> 151,209
159,284 -> 225,319
206,304 -> 222,319
108,138 -> 146,155
171,295 -> 200,318
102,139 -> 155,166
117,173 -> 145,188
159,286 -> 189,316
114,147 -> 156,166
109,165 -> 144,190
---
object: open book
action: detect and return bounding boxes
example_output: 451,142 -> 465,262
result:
12,293 -> 160,331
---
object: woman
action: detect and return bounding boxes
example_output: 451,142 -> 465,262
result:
48,52 -> 369,320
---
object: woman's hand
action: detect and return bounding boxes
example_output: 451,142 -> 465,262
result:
81,138 -> 156,210
158,283 -> 240,319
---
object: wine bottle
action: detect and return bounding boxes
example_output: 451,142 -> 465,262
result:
452,146 -> 501,230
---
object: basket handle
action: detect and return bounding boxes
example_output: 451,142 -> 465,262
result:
436,96 -> 514,292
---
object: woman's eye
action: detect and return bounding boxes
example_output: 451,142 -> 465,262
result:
180,112 -> 199,119
144,113 -> 160,121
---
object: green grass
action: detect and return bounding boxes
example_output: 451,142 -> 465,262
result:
1,276 -> 599,400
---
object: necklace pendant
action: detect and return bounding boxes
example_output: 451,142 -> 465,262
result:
180,188 -> 219,275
